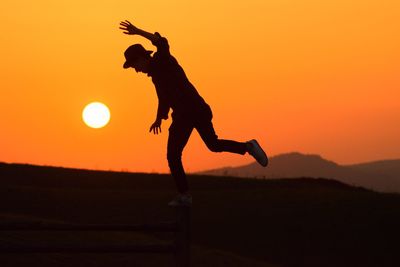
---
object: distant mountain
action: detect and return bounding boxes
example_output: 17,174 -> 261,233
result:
198,152 -> 400,193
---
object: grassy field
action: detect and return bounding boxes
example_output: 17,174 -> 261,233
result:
1,163 -> 400,267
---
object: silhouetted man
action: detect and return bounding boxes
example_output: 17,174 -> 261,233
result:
119,20 -> 268,206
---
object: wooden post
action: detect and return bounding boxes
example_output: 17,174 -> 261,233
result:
175,206 -> 191,267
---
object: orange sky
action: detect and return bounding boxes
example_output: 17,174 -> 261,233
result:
1,0 -> 399,173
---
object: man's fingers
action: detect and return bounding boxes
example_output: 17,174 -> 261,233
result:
149,124 -> 161,135
120,22 -> 132,29
120,25 -> 129,30
121,21 -> 131,27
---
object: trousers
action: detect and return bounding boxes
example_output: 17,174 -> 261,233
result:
167,105 -> 247,193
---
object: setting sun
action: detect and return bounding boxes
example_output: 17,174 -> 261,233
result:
82,102 -> 111,129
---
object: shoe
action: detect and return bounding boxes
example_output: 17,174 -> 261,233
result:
247,139 -> 268,167
168,194 -> 192,207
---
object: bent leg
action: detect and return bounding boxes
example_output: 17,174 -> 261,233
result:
196,118 -> 247,155
167,119 -> 193,194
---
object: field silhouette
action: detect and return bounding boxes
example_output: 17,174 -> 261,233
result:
1,162 -> 400,267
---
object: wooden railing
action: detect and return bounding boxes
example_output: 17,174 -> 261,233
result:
0,207 -> 191,267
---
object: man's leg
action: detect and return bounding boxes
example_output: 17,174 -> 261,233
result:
196,119 -> 269,166
195,117 -> 247,155
167,119 -> 194,194
194,106 -> 268,167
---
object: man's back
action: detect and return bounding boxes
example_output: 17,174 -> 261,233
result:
148,33 -> 208,119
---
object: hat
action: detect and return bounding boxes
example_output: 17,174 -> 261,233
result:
123,44 -> 153,69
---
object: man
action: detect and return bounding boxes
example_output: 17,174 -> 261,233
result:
119,20 -> 268,206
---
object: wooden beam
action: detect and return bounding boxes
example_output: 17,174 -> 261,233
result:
0,222 -> 178,232
0,244 -> 176,254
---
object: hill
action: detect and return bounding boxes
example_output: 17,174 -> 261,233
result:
1,162 -> 400,267
199,152 -> 400,192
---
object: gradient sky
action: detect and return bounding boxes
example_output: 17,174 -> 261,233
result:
1,0 -> 399,173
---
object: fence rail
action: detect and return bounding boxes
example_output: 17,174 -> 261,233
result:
0,206 -> 191,267
0,244 -> 176,254
0,222 -> 178,232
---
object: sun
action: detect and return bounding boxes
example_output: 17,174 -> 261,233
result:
82,102 -> 110,129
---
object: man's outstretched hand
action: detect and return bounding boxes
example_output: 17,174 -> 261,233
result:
119,20 -> 159,43
119,20 -> 139,35
149,119 -> 162,135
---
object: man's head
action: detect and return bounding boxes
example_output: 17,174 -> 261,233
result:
123,44 -> 153,73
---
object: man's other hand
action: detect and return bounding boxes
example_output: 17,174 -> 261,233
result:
149,119 -> 162,135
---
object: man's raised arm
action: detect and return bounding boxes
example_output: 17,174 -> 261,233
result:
119,20 -> 160,44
